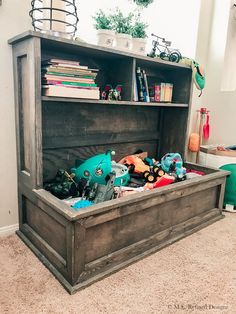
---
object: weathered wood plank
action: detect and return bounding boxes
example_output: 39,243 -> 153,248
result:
34,189 -> 78,221
24,198 -> 67,259
43,141 -> 158,182
43,131 -> 160,150
42,97 -> 189,108
78,208 -> 222,285
9,31 -> 191,70
73,219 -> 86,284
68,172 -> 226,221
12,37 -> 42,189
84,186 -> 219,263
16,230 -> 74,294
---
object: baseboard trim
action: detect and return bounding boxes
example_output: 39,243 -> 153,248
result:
0,223 -> 19,237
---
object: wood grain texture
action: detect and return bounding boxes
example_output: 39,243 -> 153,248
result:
159,107 -> 189,158
24,198 -> 67,259
42,97 -> 189,108
9,30 -> 191,70
10,32 -> 229,294
78,208 -> 222,286
84,186 -> 219,263
43,142 -> 158,182
12,37 -> 42,189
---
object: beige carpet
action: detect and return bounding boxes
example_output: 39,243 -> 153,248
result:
0,213 -> 236,314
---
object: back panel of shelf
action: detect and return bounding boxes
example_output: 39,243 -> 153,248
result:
42,100 -> 161,182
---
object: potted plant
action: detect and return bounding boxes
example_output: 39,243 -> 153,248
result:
133,0 -> 154,7
111,9 -> 134,51
131,17 -> 148,55
93,10 -> 115,48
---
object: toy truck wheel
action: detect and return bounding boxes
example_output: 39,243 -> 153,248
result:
153,166 -> 160,175
143,171 -> 150,179
146,173 -> 156,183
157,168 -> 165,177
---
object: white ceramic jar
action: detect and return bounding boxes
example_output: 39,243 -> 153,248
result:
115,33 -> 132,51
97,29 -> 116,48
132,37 -> 147,55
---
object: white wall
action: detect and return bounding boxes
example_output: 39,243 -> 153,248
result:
0,0 -> 31,228
187,0 -> 214,162
77,0 -> 200,58
191,0 -> 236,146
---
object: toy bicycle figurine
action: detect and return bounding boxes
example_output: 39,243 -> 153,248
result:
148,33 -> 182,63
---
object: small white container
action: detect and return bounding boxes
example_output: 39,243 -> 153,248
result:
115,33 -> 132,51
132,37 -> 147,55
97,29 -> 116,48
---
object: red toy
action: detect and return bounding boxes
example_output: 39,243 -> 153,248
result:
144,174 -> 175,190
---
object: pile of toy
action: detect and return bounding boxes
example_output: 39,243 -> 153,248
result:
44,150 -> 204,211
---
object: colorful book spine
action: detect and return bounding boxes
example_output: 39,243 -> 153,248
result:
160,83 -> 166,102
149,86 -> 155,102
154,84 -> 161,102
133,73 -> 139,101
46,80 -> 97,87
136,67 -> 144,101
164,83 -> 173,102
142,70 -> 150,102
45,72 -> 97,79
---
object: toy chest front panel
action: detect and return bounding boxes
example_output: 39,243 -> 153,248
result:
19,165 -> 226,291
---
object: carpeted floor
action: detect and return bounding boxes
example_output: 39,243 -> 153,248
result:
0,213 -> 236,314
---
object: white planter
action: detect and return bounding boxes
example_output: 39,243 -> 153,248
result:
115,33 -> 132,51
97,29 -> 115,48
132,37 -> 147,55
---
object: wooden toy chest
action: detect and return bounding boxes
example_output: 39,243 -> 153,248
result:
9,31 -> 228,293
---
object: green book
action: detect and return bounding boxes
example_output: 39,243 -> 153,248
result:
43,71 -> 97,79
60,81 -> 97,87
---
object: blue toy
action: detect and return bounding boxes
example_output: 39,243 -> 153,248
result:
161,153 -> 186,180
71,150 -> 130,186
72,200 -> 94,210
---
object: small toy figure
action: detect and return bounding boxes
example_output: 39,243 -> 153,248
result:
71,172 -> 116,210
44,169 -> 78,199
89,171 -> 116,204
101,90 -> 107,100
101,84 -> 122,100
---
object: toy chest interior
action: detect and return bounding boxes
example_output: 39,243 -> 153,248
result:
10,32 -> 228,294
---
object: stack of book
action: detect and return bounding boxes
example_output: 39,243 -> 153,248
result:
41,59 -> 100,99
134,67 -> 173,103
149,83 -> 173,102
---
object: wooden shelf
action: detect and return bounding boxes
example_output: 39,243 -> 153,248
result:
10,30 -> 228,295
8,30 -> 191,70
42,96 -> 188,108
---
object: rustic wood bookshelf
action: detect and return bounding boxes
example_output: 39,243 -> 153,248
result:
9,31 -> 228,294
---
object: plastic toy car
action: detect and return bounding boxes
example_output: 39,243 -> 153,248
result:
119,154 -> 164,183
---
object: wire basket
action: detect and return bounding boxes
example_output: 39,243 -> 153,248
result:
29,0 -> 79,38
